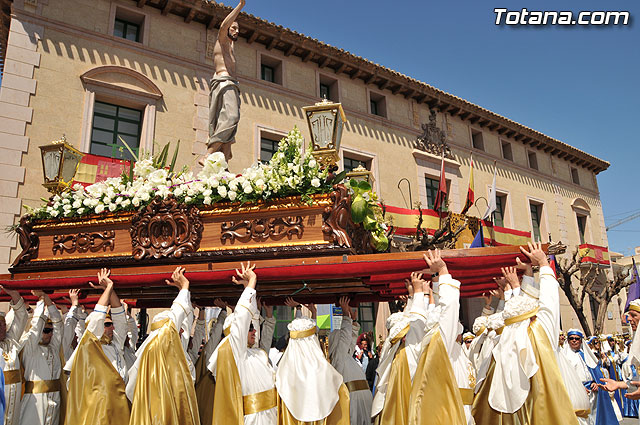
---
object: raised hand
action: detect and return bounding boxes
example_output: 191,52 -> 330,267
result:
403,278 -> 415,298
501,266 -> 520,289
423,249 -> 448,276
338,296 -> 351,314
0,285 -> 21,304
519,241 -> 549,268
263,302 -> 273,318
69,288 -> 80,307
410,271 -> 426,293
31,289 -> 45,298
165,266 -> 189,290
599,378 -> 626,392
284,297 -> 300,308
481,292 -> 492,306
232,262 -> 256,289
90,268 -> 113,290
515,257 -> 533,276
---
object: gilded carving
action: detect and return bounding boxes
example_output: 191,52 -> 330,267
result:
52,231 -> 116,255
221,216 -> 304,243
130,196 -> 203,260
322,184 -> 353,248
11,215 -> 39,266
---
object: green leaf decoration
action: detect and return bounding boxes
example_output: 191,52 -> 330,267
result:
169,140 -> 180,173
330,170 -> 348,185
118,136 -> 139,162
351,194 -> 367,223
371,232 -> 389,252
357,180 -> 372,191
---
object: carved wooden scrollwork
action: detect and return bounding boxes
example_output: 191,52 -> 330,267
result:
130,196 -> 203,260
322,184 -> 353,248
221,216 -> 304,243
11,215 -> 39,266
52,231 -> 115,255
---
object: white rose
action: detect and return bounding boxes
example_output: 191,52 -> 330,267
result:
174,187 -> 184,197
228,190 -> 237,201
121,199 -> 131,208
218,186 -> 227,198
185,196 -> 192,203
95,204 -> 105,214
203,196 -> 212,205
50,210 -> 59,217
108,203 -> 117,212
77,208 -> 85,215
243,185 -> 253,194
116,197 -> 123,205
309,159 -> 317,168
132,197 -> 140,207
72,200 -> 82,209
311,178 -> 321,188
203,189 -> 212,197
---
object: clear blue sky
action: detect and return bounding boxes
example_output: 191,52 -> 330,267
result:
222,0 -> 639,255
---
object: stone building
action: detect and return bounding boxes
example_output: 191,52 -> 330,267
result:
0,0 -> 620,335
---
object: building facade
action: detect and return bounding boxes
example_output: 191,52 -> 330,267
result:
0,0 -> 621,334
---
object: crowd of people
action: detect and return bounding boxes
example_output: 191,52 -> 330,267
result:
0,241 -> 639,425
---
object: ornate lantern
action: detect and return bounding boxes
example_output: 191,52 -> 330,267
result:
302,99 -> 347,169
346,165 -> 375,187
39,135 -> 84,195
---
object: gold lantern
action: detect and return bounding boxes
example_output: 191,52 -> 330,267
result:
302,99 -> 347,169
39,135 -> 84,195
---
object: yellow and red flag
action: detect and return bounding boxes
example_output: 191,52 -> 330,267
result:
461,155 -> 474,215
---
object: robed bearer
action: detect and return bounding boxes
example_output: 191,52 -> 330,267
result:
126,267 -> 199,425
208,262 -> 277,425
599,299 -> 640,418
19,291 -> 63,425
372,269 -> 431,424
471,242 -> 579,425
276,312 -> 350,425
0,286 -> 28,425
64,268 -> 130,425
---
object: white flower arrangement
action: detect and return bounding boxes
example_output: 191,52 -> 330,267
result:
29,127 -> 330,221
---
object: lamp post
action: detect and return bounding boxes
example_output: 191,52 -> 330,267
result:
302,99 -> 347,170
39,135 -> 84,195
346,165 -> 375,187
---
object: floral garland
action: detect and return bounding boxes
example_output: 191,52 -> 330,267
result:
28,127 -> 329,220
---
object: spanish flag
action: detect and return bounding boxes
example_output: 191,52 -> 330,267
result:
461,155 -> 474,215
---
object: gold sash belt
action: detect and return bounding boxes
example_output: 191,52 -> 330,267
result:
390,324 -> 410,344
24,379 -> 61,394
290,327 -> 316,339
345,380 -> 369,392
495,326 -> 504,335
243,387 -> 277,415
223,327 -> 230,337
3,369 -> 21,385
504,307 -> 539,326
575,409 -> 590,418
459,388 -> 474,405
150,318 -> 170,332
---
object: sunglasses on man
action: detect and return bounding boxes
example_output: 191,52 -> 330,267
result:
104,322 -> 113,328
42,328 -> 53,334
567,337 -> 581,341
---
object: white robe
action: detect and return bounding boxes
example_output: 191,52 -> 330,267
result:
330,315 -> 373,425
64,304 -> 128,382
438,274 -> 476,425
126,289 -> 194,400
19,301 -> 63,425
561,347 -> 596,425
488,266 -> 561,414
372,291 -> 428,418
61,305 -> 79,363
0,298 -> 28,425
208,287 -> 277,425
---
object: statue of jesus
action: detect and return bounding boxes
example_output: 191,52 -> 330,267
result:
203,0 -> 245,164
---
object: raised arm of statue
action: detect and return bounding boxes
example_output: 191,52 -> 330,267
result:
219,0 -> 245,40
